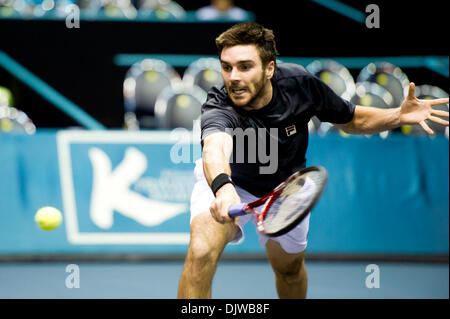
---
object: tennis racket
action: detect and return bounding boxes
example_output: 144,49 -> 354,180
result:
228,166 -> 328,237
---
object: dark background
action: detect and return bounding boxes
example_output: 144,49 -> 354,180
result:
0,0 -> 448,128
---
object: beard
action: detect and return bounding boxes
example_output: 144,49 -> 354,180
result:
227,72 -> 267,108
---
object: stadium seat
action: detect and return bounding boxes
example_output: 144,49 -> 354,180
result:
138,0 -> 185,20
357,62 -> 409,109
123,58 -> 181,129
401,85 -> 449,138
77,0 -> 102,15
182,57 -> 223,94
0,86 -> 13,107
154,81 -> 207,129
0,0 -> 75,17
52,0 -> 78,17
0,0 -> 32,17
0,106 -> 36,134
0,86 -> 35,134
351,81 -> 395,109
306,60 -> 356,137
307,115 -> 321,134
306,59 -> 356,101
97,0 -> 138,19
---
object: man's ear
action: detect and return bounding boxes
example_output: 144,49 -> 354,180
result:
266,60 -> 275,79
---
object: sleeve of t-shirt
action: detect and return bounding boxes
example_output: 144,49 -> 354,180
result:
200,108 -> 232,140
200,97 -> 241,144
305,73 -> 356,124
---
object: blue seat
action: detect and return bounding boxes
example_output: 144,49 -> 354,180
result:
123,58 -> 181,129
357,62 -> 409,109
182,57 -> 223,94
138,0 -> 186,20
306,60 -> 356,137
154,82 -> 207,129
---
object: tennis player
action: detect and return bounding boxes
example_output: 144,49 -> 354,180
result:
177,23 -> 449,299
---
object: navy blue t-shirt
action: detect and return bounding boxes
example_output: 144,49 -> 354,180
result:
201,63 -> 355,197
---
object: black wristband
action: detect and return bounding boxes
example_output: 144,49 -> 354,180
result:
211,173 -> 235,196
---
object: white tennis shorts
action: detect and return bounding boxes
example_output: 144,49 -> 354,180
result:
190,159 -> 310,254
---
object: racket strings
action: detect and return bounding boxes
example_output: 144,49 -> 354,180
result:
263,171 -> 325,233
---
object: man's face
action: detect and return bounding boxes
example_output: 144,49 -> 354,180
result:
220,44 -> 274,109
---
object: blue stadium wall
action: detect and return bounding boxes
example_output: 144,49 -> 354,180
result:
0,130 -> 448,257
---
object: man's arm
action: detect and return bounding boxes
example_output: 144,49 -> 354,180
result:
335,106 -> 401,135
335,83 -> 449,135
202,132 -> 241,223
202,132 -> 233,185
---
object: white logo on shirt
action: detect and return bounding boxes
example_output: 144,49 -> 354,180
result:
285,125 -> 297,136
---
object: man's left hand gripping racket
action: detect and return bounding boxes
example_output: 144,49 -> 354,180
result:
228,166 -> 328,237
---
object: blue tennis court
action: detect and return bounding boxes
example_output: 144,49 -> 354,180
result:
0,260 -> 447,299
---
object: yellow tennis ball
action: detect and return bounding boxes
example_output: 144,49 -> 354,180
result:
35,206 -> 63,231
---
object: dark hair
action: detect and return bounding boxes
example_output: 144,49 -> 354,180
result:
215,22 -> 279,67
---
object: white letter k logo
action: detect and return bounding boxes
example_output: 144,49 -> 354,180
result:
88,147 -> 187,229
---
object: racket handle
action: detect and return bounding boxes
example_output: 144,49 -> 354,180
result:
228,203 -> 248,218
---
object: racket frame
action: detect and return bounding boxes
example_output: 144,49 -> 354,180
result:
231,166 -> 328,237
